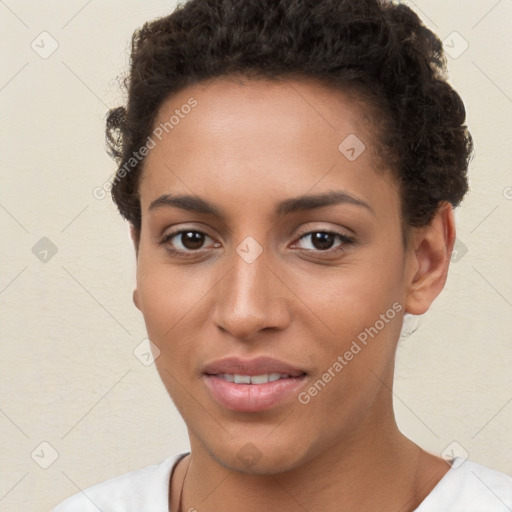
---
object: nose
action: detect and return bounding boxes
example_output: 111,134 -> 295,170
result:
212,245 -> 292,341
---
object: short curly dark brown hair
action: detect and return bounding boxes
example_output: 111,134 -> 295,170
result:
106,0 -> 472,247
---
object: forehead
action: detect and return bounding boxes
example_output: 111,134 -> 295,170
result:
151,75 -> 379,150
138,76 -> 399,218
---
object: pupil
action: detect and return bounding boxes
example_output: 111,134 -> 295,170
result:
312,232 -> 334,250
182,231 -> 204,249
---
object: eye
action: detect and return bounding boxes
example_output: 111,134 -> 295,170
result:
160,229 -> 220,254
294,230 -> 354,253
159,228 -> 354,257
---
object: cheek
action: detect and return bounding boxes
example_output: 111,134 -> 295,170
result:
296,293 -> 404,430
135,259 -> 208,401
293,242 -> 406,388
136,258 -> 202,348
292,252 -> 404,340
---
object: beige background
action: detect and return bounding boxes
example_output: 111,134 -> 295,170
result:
0,1 -> 511,510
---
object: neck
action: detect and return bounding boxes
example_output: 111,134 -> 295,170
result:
172,407 -> 449,512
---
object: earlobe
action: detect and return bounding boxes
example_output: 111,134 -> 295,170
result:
404,202 -> 456,316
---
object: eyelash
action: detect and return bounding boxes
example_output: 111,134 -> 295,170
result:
159,229 -> 355,258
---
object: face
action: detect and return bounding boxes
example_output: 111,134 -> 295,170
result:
133,76 -> 416,474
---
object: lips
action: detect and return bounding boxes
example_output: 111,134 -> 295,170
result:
202,356 -> 307,412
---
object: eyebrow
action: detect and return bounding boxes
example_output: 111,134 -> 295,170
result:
148,190 -> 375,218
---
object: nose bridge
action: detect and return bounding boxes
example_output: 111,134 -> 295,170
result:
213,237 -> 289,339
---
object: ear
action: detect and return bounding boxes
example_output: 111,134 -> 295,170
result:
403,201 -> 456,315
129,223 -> 142,312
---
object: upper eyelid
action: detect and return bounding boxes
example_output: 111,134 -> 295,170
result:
161,229 -> 216,245
295,227 -> 353,240
161,221 -> 353,238
161,224 -> 215,240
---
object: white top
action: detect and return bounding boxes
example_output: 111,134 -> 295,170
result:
52,454 -> 512,512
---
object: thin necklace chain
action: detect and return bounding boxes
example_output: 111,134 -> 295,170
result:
177,456 -> 191,512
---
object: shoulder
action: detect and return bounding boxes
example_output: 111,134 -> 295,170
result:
52,453 -> 185,512
416,457 -> 512,512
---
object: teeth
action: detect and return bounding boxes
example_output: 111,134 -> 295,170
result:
250,374 -> 270,384
220,373 -> 291,384
233,374 -> 251,384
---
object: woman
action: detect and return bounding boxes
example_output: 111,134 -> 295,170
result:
54,0 -> 512,510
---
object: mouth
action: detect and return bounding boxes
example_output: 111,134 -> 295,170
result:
202,357 -> 308,412
212,373 -> 300,384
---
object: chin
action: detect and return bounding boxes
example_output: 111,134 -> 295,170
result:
204,435 -> 312,476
